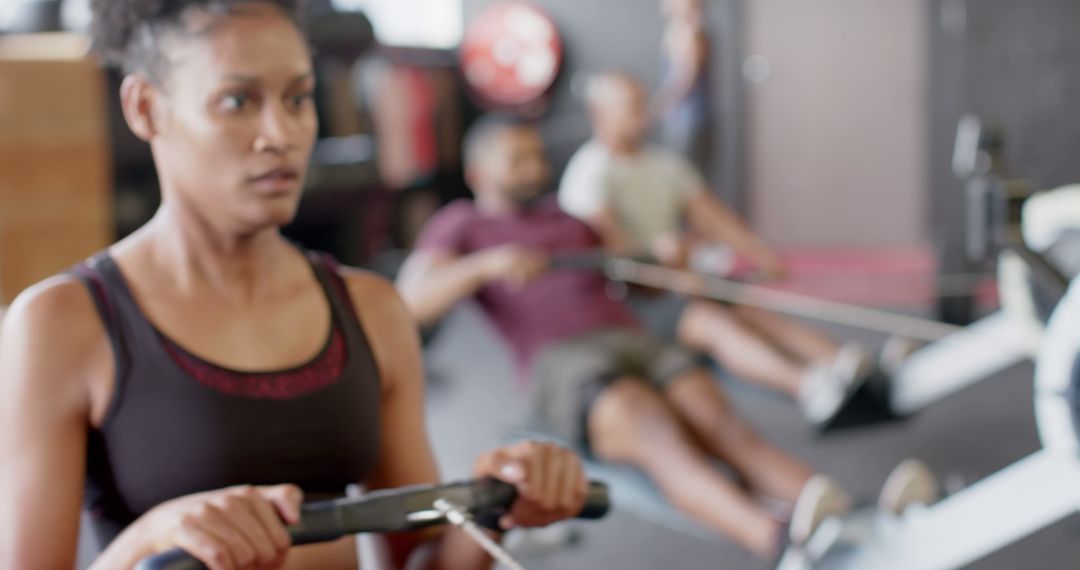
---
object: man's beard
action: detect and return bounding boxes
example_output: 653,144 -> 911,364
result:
506,183 -> 547,210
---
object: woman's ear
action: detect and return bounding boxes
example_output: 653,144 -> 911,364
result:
119,75 -> 159,142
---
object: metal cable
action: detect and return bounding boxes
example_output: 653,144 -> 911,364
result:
434,499 -> 528,570
606,259 -> 964,341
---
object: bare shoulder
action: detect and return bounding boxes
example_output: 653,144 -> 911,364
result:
3,274 -> 103,346
334,267 -> 416,341
335,267 -> 410,319
0,274 -> 107,406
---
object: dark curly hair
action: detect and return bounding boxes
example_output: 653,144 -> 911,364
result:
89,0 -> 305,81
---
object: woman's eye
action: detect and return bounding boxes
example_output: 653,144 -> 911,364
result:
289,92 -> 315,108
222,94 -> 250,111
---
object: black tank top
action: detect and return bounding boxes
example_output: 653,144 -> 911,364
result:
72,251 -> 381,547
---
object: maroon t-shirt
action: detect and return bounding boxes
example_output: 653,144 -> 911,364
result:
416,197 -> 638,372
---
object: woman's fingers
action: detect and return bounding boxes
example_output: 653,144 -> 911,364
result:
476,441 -> 588,529
211,490 -> 281,567
174,510 -> 240,570
259,484 -> 304,526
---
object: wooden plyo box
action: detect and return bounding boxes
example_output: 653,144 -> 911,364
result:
0,33 -> 112,305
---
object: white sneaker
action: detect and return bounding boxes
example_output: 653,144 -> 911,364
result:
789,475 -> 853,546
878,459 -> 939,515
798,365 -> 842,425
831,343 -> 874,386
798,344 -> 873,426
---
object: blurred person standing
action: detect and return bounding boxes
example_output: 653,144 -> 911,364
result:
654,0 -> 713,178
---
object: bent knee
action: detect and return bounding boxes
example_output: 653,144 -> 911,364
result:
588,378 -> 687,458
678,301 -> 742,340
591,378 -> 671,424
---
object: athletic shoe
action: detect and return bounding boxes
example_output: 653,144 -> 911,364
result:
831,342 -> 875,387
789,475 -> 853,546
798,344 -> 873,427
878,459 -> 940,515
798,363 -> 841,425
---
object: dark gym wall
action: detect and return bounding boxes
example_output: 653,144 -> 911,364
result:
964,1 -> 1080,188
461,0 -> 747,211
928,0 -> 1080,320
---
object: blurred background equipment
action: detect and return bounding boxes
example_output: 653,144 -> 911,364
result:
792,268 -> 1080,570
2,0 -> 62,34
459,2 -> 563,113
0,32 -> 110,305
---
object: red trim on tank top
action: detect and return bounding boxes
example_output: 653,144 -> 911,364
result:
159,326 -> 347,399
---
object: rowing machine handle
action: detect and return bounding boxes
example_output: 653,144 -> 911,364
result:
455,477 -> 610,527
135,479 -> 609,570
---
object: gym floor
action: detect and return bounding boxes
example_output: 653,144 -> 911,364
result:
423,304 -> 1080,570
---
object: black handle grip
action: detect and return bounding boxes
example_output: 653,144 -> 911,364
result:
469,479 -> 610,521
135,479 -> 610,570
284,498 -> 351,545
580,481 -> 611,519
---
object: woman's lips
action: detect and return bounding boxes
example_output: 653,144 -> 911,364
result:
248,168 -> 300,195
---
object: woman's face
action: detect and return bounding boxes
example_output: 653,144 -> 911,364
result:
149,4 -> 317,232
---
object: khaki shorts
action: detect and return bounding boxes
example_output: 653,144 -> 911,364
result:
528,328 -> 700,449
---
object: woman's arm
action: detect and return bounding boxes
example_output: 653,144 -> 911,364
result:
343,271 -> 446,566
0,278 -> 104,569
346,271 -> 585,569
0,277 -> 303,570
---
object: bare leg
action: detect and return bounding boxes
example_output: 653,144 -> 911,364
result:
731,305 -> 840,364
663,369 -> 814,502
588,377 -> 782,558
676,300 -> 804,397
